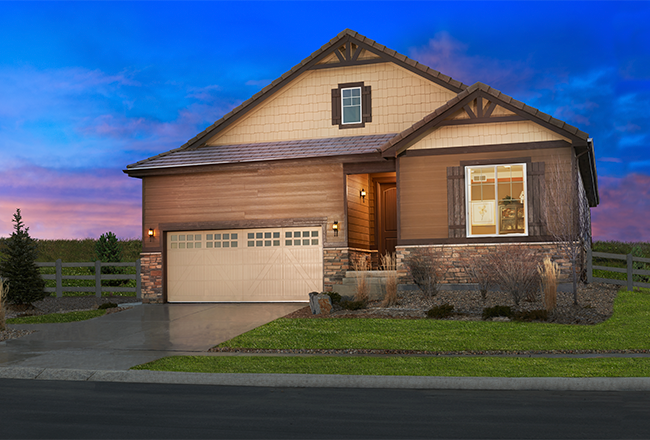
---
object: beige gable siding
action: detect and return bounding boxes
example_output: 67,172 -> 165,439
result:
409,120 -> 570,150
209,63 -> 457,145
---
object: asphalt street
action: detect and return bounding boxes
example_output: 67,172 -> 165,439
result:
1,379 -> 649,439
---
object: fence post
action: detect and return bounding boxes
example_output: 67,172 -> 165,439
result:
627,253 -> 634,291
55,259 -> 63,298
95,260 -> 102,298
586,247 -> 593,284
136,259 -> 141,299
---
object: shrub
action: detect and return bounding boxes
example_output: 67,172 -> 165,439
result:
0,209 -> 47,305
538,257 -> 559,311
488,245 -> 541,305
380,252 -> 398,308
466,257 -> 494,302
404,248 -> 441,304
426,303 -> 454,319
352,256 -> 370,304
0,277 -> 6,331
97,302 -> 118,310
514,309 -> 549,322
323,291 -> 342,305
482,305 -> 513,320
95,232 -> 124,287
340,300 -> 365,311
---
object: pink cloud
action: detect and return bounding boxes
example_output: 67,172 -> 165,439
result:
591,174 -> 650,242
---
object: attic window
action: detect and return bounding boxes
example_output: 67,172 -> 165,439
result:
332,82 -> 372,129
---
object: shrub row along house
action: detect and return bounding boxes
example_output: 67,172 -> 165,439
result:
124,29 -> 598,304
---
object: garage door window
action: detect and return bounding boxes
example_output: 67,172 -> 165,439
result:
206,233 -> 238,248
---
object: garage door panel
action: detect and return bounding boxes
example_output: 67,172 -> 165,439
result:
167,228 -> 321,302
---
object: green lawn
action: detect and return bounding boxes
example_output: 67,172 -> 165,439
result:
216,289 -> 650,352
133,288 -> 650,376
6,309 -> 106,324
132,355 -> 650,377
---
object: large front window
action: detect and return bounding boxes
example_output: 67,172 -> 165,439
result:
466,164 -> 527,236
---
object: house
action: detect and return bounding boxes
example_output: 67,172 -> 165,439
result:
124,29 -> 598,304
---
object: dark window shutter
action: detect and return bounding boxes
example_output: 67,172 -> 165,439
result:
447,166 -> 466,238
331,88 -> 341,125
362,85 -> 372,123
527,162 -> 546,236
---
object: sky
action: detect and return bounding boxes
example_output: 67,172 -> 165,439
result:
0,1 -> 648,242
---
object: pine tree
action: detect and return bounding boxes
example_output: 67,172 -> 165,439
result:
95,232 -> 123,287
0,209 -> 47,305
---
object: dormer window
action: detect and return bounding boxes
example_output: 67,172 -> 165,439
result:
331,82 -> 372,129
342,87 -> 362,124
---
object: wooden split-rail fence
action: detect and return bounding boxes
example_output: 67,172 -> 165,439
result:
36,259 -> 141,298
587,249 -> 650,291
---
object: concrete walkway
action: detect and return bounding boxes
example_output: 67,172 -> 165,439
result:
0,303 -> 303,370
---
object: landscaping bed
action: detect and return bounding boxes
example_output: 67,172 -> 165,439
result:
285,282 -> 619,325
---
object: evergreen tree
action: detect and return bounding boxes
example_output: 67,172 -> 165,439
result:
0,209 -> 47,305
95,232 -> 123,287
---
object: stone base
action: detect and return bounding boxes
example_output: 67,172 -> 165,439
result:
140,252 -> 163,304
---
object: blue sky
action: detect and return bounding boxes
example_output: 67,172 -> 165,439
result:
0,1 -> 648,241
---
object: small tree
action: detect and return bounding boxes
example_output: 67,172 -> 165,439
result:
544,158 -> 590,305
0,277 -> 7,331
95,232 -> 123,287
0,209 -> 47,305
488,244 -> 541,306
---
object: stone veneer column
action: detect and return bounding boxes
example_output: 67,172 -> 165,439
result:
323,248 -> 350,292
140,252 -> 163,304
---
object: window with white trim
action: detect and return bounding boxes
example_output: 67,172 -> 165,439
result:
341,87 -> 362,124
465,163 -> 527,237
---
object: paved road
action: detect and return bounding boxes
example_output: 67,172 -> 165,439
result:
2,379 -> 649,439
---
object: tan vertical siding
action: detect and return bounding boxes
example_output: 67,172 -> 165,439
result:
399,147 -> 574,240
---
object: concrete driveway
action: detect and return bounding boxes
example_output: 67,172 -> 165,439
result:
0,303 -> 304,371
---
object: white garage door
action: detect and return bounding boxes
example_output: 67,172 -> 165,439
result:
167,227 -> 322,302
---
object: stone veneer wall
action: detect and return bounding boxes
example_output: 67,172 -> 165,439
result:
140,252 -> 163,304
395,243 -> 574,287
323,247 -> 374,291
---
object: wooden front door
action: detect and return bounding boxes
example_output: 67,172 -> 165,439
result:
376,182 -> 397,256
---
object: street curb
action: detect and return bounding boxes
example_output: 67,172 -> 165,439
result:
1,367 -> 650,390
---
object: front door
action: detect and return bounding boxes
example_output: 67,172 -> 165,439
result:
376,182 -> 397,256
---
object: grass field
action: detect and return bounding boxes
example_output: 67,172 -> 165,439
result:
7,309 -> 106,324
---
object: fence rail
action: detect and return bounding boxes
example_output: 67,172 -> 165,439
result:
587,249 -> 650,291
36,259 -> 141,298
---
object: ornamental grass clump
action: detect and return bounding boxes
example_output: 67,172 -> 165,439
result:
380,252 -> 398,308
538,256 -> 559,312
352,257 -> 370,304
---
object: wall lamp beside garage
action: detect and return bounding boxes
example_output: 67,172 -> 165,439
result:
360,188 -> 366,202
148,228 -> 155,241
333,221 -> 339,237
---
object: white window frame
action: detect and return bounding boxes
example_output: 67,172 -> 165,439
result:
341,86 -> 362,125
464,163 -> 528,238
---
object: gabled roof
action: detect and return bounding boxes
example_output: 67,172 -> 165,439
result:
126,134 -> 396,171
381,82 -> 590,157
126,29 -> 468,170
380,82 -> 598,206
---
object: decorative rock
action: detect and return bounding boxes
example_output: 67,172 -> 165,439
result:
308,292 -> 332,315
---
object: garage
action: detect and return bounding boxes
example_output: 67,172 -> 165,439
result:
166,227 -> 323,302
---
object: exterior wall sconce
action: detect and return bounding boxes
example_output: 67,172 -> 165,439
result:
148,228 -> 155,241
333,221 -> 339,237
360,188 -> 366,202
